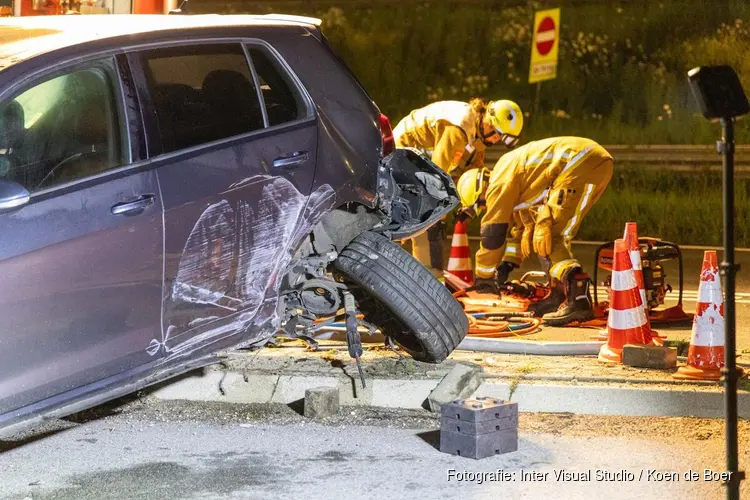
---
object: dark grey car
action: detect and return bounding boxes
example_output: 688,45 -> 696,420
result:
0,14 -> 469,437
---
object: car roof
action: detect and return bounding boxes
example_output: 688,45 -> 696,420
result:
0,14 -> 322,71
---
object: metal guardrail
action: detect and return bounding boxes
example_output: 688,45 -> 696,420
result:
483,144 -> 750,167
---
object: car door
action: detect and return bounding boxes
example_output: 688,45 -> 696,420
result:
0,56 -> 164,420
129,40 -> 321,360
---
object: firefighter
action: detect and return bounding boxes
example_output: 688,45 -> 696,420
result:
455,136 -> 614,325
392,98 -> 524,278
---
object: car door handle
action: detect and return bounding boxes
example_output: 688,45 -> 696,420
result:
272,151 -> 309,169
111,194 -> 155,216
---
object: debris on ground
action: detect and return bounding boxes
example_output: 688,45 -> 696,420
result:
426,362 -> 483,412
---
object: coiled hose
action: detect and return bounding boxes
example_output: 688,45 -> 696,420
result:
465,313 -> 542,337
451,289 -> 542,337
308,291 -> 541,339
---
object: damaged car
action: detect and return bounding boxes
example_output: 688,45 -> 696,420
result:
0,14 -> 469,437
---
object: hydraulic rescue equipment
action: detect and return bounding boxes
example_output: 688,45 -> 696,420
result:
444,237 -> 692,327
593,237 -> 691,324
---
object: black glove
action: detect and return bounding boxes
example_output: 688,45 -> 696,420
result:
496,261 -> 519,285
454,207 -> 476,223
472,277 -> 499,294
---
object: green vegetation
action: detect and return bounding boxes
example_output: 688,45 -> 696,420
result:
578,165 -> 750,246
197,0 -> 750,144
451,165 -> 750,246
193,0 -> 750,245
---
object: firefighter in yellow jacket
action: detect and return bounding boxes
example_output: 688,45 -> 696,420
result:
393,98 -> 524,277
456,137 -> 614,325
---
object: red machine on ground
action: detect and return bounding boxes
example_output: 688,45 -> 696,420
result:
445,237 -> 692,328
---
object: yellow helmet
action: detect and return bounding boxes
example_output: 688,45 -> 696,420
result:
456,168 -> 489,210
486,100 -> 523,148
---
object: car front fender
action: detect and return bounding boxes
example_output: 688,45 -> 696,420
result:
372,148 -> 459,241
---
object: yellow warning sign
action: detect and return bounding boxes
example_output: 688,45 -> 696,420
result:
529,8 -> 561,84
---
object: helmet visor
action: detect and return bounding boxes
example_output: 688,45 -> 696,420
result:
472,170 -> 487,215
499,132 -> 519,148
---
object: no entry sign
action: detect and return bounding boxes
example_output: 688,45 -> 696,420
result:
529,8 -> 561,84
536,17 -> 556,55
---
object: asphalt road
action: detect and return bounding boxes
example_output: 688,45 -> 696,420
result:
0,400 -> 732,500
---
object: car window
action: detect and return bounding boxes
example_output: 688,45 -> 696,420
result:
139,44 -> 264,154
0,58 -> 124,192
247,47 -> 306,126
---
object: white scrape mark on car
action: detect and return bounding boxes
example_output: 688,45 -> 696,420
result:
146,175 -> 336,359
171,199 -> 236,308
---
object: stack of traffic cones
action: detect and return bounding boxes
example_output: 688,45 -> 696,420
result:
594,222 -> 664,344
623,223 -> 664,345
598,238 -> 655,363
446,220 -> 473,285
674,251 -> 740,380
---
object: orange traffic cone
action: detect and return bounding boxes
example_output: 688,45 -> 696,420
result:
446,220 -> 473,285
599,238 -> 655,363
674,251 -> 740,380
593,222 -> 665,343
624,222 -> 665,345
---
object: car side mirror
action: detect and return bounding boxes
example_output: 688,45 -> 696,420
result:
0,179 -> 30,212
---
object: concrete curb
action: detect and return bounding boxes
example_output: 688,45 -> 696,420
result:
150,368 -> 749,419
457,338 -> 604,355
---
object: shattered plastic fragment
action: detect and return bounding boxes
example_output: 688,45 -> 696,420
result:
415,171 -> 449,200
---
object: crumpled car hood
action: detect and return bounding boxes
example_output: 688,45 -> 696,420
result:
373,148 -> 460,241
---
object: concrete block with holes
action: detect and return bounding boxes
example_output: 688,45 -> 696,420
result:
439,397 -> 518,459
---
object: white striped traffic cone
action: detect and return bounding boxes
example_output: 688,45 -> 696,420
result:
446,220 -> 473,285
593,222 -> 665,343
598,238 -> 655,363
673,251 -> 741,380
623,222 -> 664,344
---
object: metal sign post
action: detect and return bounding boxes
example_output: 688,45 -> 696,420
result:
719,116 -> 743,500
688,65 -> 749,500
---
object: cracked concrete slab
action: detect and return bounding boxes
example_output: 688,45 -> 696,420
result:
426,362 -> 483,412
146,345 -> 750,419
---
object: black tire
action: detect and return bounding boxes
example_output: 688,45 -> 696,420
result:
333,231 -> 469,363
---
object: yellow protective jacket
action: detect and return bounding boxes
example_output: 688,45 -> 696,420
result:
475,137 -> 614,278
393,101 -> 487,180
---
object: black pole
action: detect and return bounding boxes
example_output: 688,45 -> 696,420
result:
720,117 -> 742,500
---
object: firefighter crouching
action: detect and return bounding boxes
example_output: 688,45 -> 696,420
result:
392,98 -> 524,279
456,136 -> 614,325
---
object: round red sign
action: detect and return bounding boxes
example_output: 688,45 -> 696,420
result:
535,17 -> 556,56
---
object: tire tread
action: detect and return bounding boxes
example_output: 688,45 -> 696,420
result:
333,231 -> 468,363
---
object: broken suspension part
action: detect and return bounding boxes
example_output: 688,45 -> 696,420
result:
297,278 -> 346,316
343,289 -> 366,390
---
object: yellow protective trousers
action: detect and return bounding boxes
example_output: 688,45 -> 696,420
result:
475,137 -> 614,279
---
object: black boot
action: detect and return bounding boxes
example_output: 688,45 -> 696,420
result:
542,269 -> 595,326
526,284 -> 565,317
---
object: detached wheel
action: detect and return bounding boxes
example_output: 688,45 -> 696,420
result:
333,231 -> 469,363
